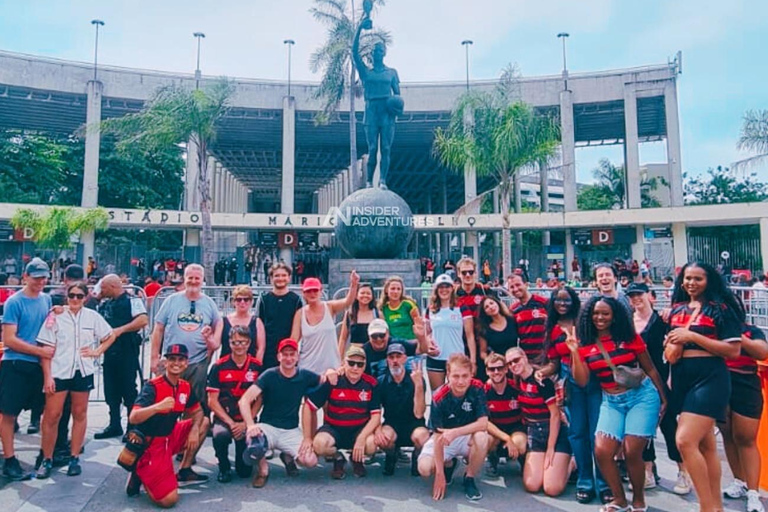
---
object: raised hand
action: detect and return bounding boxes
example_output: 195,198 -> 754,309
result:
410,360 -> 424,385
565,326 -> 579,353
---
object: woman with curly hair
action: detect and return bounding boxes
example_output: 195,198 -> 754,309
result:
569,296 -> 667,512
664,262 -> 744,512
379,276 -> 423,342
476,296 -> 518,375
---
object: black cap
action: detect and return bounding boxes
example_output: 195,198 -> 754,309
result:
626,282 -> 649,295
164,344 -> 189,358
64,264 -> 85,281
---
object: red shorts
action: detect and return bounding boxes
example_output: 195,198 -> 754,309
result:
136,420 -> 193,502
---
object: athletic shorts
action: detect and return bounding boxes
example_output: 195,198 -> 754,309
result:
317,424 -> 364,450
136,419 -> 193,502
426,358 -> 446,372
257,423 -> 304,458
384,418 -> 426,448
54,371 -> 94,393
419,433 -> 472,461
729,371 -> 763,420
671,356 -> 730,422
0,360 -> 44,416
527,421 -> 571,454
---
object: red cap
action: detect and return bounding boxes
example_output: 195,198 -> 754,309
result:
278,338 -> 299,352
301,277 -> 322,292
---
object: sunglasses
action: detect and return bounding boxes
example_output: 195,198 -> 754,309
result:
68,293 -> 86,299
507,357 -> 523,366
234,297 -> 252,303
346,360 -> 365,368
460,270 -> 475,276
370,333 -> 386,339
230,339 -> 250,346
487,366 -> 505,373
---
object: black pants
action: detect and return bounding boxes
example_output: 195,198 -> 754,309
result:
642,387 -> 682,464
212,421 -> 249,477
103,355 -> 140,429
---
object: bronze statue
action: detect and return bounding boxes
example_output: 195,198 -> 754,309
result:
352,9 -> 403,190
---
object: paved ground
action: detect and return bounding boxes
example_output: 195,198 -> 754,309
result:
0,404 -> 757,512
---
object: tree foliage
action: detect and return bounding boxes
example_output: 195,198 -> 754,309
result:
734,109 -> 768,170
684,165 -> 768,205
10,206 -> 109,252
576,158 -> 664,210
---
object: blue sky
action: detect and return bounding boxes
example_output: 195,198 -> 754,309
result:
1,0 -> 766,183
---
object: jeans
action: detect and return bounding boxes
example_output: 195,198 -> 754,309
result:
596,377 -> 661,440
563,363 -> 608,493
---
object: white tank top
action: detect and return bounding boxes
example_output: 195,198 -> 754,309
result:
299,303 -> 341,375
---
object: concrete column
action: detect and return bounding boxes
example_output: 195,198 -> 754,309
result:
282,96 -> 296,215
631,224 -> 645,266
336,177 -> 342,205
559,90 -> 577,213
80,80 -> 104,264
565,230 -> 575,280
665,83 -> 684,207
463,109 -> 479,259
341,170 -> 348,200
213,163 -> 221,212
206,156 -> 216,210
624,85 -> 641,209
227,172 -> 234,212
540,161 -> 550,246
672,223 -> 688,270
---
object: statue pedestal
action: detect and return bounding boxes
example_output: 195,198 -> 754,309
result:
328,258 -> 421,295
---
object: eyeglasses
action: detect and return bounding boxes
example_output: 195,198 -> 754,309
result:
234,297 -> 251,303
487,366 -> 505,373
190,300 -> 196,315
370,333 -> 386,339
507,357 -> 523,366
554,298 -> 572,303
68,293 -> 86,299
230,339 -> 250,346
346,360 -> 365,368
460,270 -> 475,276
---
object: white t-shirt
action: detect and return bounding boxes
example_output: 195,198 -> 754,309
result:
37,308 -> 113,380
427,307 -> 464,361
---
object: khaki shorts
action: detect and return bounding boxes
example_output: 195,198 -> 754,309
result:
257,423 -> 304,458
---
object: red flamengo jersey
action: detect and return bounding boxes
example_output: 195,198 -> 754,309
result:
578,335 -> 646,391
307,374 -> 380,428
727,324 -> 765,374
511,295 -> 548,361
546,324 -> 571,366
484,379 -> 522,433
456,284 -> 488,319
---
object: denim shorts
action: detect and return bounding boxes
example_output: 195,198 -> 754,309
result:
596,377 -> 660,441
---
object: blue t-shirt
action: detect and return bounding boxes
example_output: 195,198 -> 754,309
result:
2,290 -> 52,363
155,292 -> 221,364
427,307 -> 465,361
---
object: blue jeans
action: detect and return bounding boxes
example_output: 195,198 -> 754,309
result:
563,363 -> 608,493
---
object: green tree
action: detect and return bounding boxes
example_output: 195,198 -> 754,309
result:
577,184 -> 615,211
10,206 -> 109,254
100,79 -> 234,282
684,165 -> 768,205
310,0 -> 390,184
734,109 -> 768,170
433,88 -> 560,277
576,158 -> 664,210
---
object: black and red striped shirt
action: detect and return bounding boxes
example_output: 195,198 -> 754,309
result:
456,284 -> 488,319
484,379 -> 522,433
511,294 -> 549,360
668,302 -> 742,351
206,355 -> 263,421
307,374 -> 380,428
579,335 -> 646,391
546,324 -> 571,366
727,324 -> 766,374
516,373 -> 555,424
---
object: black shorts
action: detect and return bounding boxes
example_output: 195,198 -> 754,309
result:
426,358 -> 446,372
729,371 -> 763,420
54,371 -> 94,393
0,360 -> 44,416
671,356 -> 730,422
317,424 -> 364,450
527,421 -> 571,454
385,419 -> 426,448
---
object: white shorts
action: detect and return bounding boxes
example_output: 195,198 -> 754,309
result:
419,434 -> 471,461
257,423 -> 304,458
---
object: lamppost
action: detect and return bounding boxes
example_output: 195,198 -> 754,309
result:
193,32 -> 205,89
461,40 -> 473,91
90,20 -> 104,82
557,32 -> 569,90
284,39 -> 295,97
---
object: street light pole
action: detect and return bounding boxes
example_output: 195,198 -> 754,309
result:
461,40 -> 473,92
284,39 -> 295,97
90,20 -> 104,82
193,32 -> 205,89
557,32 -> 569,90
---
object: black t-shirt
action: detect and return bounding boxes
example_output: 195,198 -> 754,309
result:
363,338 -> 418,379
257,291 -> 303,369
378,370 -> 420,426
256,367 -> 320,430
483,318 -> 518,356
639,311 -> 669,383
429,379 -> 488,431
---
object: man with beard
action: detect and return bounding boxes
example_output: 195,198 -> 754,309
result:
257,262 -> 302,370
508,274 -> 549,361
483,353 -> 526,476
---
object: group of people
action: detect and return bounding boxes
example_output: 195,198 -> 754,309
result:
0,255 -> 766,512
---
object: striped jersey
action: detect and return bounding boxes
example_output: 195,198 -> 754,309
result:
578,335 -> 646,391
546,324 -> 572,366
456,284 -> 488,319
307,374 -> 380,428
668,302 -> 743,351
510,294 -> 549,360
727,324 -> 766,374
484,379 -> 522,433
206,355 -> 263,421
516,373 -> 555,423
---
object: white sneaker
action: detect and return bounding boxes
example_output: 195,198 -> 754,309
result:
747,490 -> 765,512
673,471 -> 692,495
724,479 -> 748,499
644,465 -> 656,489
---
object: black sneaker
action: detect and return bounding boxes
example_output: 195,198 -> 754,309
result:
34,450 -> 44,470
410,449 -> 421,477
52,447 -> 71,468
463,476 -> 483,501
383,450 -> 396,476
331,453 -> 346,480
27,420 -> 40,435
217,468 -> 233,483
177,467 -> 209,484
486,451 -> 500,477
444,458 -> 458,486
94,425 -> 123,440
126,471 -> 141,497
36,458 -> 53,479
280,452 -> 299,477
66,457 -> 82,477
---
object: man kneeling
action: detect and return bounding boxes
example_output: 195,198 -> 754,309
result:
418,353 -> 489,502
127,344 -> 209,508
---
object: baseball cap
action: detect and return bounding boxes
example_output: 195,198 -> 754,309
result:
345,345 -> 366,360
242,433 -> 269,466
63,264 -> 85,280
25,257 -> 50,278
626,282 -> 649,295
433,274 -> 453,287
277,338 -> 299,352
164,344 -> 189,358
367,318 -> 389,336
301,277 -> 322,292
386,343 -> 406,356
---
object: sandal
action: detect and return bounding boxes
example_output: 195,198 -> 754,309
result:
577,489 -> 596,504
251,473 -> 269,488
631,507 -> 648,512
599,504 -> 631,512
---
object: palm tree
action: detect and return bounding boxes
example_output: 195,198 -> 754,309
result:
310,0 -> 390,187
99,79 -> 234,283
734,109 -> 768,171
590,158 -> 665,209
433,90 -> 560,277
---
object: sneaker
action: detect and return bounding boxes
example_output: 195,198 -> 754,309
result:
463,476 -> 483,501
629,464 -> 656,490
383,450 -> 396,476
217,468 -> 233,483
673,471 -> 692,496
280,452 -> 299,477
126,471 -> 141,497
747,490 -> 765,512
27,420 -> 40,435
66,457 -> 82,477
352,460 -> 367,478
36,458 -> 53,479
410,449 -> 421,477
724,479 -> 748,499
331,453 -> 346,480
444,458 -> 459,486
177,467 -> 209,484
486,451 -> 499,477
94,425 -> 123,440
52,447 -> 71,468
34,450 -> 44,470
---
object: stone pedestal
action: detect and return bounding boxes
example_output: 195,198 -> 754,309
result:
328,258 -> 421,294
